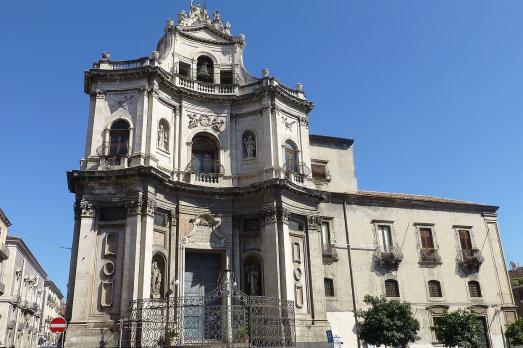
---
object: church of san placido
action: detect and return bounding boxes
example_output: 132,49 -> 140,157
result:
65,4 -> 516,347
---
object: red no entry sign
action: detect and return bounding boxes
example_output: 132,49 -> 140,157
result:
50,317 -> 67,333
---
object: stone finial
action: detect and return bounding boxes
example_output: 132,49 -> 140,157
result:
151,51 -> 160,59
295,83 -> 303,91
262,68 -> 270,78
101,51 -> 110,61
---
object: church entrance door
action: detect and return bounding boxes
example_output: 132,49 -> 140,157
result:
183,252 -> 222,342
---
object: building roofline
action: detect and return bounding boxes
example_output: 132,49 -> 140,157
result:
6,236 -> 48,278
344,190 -> 499,213
44,280 -> 64,300
0,208 -> 11,227
309,134 -> 354,148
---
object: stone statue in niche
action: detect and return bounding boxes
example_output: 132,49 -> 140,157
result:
151,261 -> 162,298
157,123 -> 168,151
245,263 -> 261,296
243,133 -> 256,158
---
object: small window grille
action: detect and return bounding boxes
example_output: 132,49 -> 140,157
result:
324,278 -> 335,297
311,163 -> 328,180
428,280 -> 442,297
179,62 -> 191,78
468,281 -> 482,297
220,70 -> 233,84
385,279 -> 400,297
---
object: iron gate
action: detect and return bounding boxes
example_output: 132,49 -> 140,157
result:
122,275 -> 295,347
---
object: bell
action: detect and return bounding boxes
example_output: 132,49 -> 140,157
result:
197,62 -> 212,81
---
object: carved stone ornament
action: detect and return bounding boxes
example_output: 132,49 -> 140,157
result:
125,193 -> 156,216
117,95 -> 134,109
177,2 -> 231,36
261,207 -> 290,225
94,89 -> 106,99
307,216 -> 322,230
151,261 -> 162,299
282,116 -> 296,131
187,113 -> 225,132
182,214 -> 226,246
75,200 -> 95,218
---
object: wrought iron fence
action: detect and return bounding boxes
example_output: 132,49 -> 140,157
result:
122,277 -> 295,347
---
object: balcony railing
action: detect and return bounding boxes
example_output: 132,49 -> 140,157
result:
283,162 -> 311,184
458,248 -> 484,272
174,74 -> 238,95
96,142 -> 130,168
373,244 -> 404,268
419,248 -> 442,265
185,159 -> 225,184
322,245 -> 339,261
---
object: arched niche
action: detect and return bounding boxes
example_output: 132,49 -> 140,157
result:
242,254 -> 263,296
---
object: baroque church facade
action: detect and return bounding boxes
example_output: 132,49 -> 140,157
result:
66,4 -> 516,347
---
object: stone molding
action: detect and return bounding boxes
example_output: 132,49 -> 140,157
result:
260,207 -> 291,226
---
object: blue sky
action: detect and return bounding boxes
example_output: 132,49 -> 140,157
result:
0,1 -> 522,295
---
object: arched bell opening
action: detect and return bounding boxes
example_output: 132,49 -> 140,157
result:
196,56 -> 214,83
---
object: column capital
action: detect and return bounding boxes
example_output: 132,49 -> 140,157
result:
307,215 -> 322,231
74,199 -> 95,219
125,193 -> 157,216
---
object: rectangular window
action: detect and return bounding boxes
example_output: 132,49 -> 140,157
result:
179,62 -> 191,78
154,212 -> 168,228
311,163 -> 327,180
220,70 -> 233,84
99,207 -> 126,221
324,278 -> 335,297
420,227 -> 435,249
459,229 -> 473,250
378,225 -> 393,252
321,222 -> 331,250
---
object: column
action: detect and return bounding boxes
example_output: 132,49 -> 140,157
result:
119,194 -> 144,315
137,196 -> 156,299
260,208 -> 280,298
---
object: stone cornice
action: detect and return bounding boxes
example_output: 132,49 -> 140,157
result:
0,208 -> 11,227
67,166 -> 497,214
6,237 -> 48,279
84,66 -> 314,113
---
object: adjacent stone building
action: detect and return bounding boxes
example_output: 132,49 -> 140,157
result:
0,210 -> 11,297
509,264 -> 523,317
39,280 -> 64,346
65,4 -> 517,347
0,237 -> 46,347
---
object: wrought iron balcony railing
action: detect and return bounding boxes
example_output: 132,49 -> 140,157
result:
283,162 -> 311,184
373,244 -> 404,267
322,244 -> 339,261
419,247 -> 442,265
96,142 -> 130,167
458,248 -> 484,272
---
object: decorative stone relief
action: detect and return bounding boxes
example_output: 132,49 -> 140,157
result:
100,232 -> 118,308
94,89 -> 106,99
74,200 -> 95,218
307,216 -> 321,231
290,235 -> 306,311
187,113 -> 225,132
182,214 -> 226,246
117,95 -> 134,110
177,2 -> 233,36
126,193 -> 156,216
282,116 -> 296,131
157,122 -> 169,151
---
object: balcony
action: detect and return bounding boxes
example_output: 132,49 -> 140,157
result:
185,159 -> 224,185
283,162 -> 310,185
174,74 -> 238,95
373,244 -> 404,268
458,248 -> 484,272
96,142 -> 130,168
0,245 -> 9,261
322,245 -> 339,262
419,248 -> 442,266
